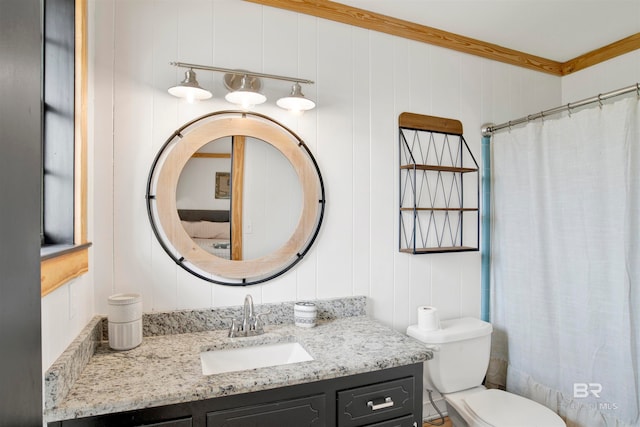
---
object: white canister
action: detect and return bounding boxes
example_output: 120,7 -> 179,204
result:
107,293 -> 142,350
294,302 -> 317,328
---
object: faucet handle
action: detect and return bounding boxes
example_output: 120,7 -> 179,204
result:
227,317 -> 239,338
255,310 -> 271,332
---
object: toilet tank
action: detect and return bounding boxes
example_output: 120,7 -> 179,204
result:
407,317 -> 492,394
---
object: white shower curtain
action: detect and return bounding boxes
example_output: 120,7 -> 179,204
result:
490,96 -> 640,427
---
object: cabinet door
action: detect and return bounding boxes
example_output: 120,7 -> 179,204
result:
57,414 -> 192,427
337,377 -> 414,427
206,394 -> 325,427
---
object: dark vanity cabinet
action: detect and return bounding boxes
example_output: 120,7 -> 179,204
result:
49,363 -> 422,427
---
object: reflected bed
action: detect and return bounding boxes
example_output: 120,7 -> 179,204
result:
178,209 -> 231,260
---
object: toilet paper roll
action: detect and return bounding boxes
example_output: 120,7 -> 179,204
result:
417,306 -> 440,331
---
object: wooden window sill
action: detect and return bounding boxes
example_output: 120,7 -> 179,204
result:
41,242 -> 91,297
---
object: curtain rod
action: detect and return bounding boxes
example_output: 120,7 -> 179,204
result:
481,82 -> 640,136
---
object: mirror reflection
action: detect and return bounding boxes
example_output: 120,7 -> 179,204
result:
176,137 -> 302,261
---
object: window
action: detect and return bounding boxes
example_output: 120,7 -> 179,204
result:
40,0 -> 90,297
42,0 -> 74,247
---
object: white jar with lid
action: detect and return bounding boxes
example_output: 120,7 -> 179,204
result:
294,302 -> 317,328
107,293 -> 142,350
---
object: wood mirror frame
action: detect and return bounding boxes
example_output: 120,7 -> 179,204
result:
146,111 -> 325,286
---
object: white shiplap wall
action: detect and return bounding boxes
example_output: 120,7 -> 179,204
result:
91,0 -> 561,325
42,0 -> 563,371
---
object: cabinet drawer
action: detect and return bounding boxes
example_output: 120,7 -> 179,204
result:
337,377 -> 415,427
140,418 -> 192,427
364,414 -> 416,427
206,394 -> 325,426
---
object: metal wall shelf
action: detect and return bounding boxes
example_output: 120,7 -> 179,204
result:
399,112 -> 479,254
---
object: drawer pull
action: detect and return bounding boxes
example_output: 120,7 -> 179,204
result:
367,397 -> 394,411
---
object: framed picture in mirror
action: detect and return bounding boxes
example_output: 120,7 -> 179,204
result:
215,172 -> 230,199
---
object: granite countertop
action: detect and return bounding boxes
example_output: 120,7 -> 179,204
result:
44,297 -> 432,422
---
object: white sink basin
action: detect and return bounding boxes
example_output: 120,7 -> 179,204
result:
200,342 -> 314,375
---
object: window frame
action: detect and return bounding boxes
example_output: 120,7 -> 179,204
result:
40,0 -> 90,297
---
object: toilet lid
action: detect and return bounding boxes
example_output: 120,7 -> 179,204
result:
462,389 -> 564,427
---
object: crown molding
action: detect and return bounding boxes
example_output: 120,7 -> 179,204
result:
246,0 -> 640,77
561,33 -> 640,75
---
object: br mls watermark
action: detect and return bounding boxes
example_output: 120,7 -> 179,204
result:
573,383 -> 618,410
573,383 -> 602,398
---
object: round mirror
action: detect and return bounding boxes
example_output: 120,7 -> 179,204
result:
146,111 -> 325,286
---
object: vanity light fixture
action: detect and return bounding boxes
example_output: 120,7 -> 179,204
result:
168,69 -> 213,103
169,62 -> 315,111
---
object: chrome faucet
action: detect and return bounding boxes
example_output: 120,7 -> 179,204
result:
242,294 -> 255,333
228,294 -> 270,337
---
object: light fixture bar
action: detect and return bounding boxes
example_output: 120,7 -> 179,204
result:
170,62 -> 314,85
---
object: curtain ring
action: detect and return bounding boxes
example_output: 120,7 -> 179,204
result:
598,94 -> 603,108
508,121 -> 512,132
567,103 -> 572,117
636,83 -> 640,99
540,111 -> 544,122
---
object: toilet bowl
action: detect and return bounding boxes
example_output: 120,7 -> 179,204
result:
407,317 -> 565,427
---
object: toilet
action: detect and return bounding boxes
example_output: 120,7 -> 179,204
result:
407,317 -> 565,427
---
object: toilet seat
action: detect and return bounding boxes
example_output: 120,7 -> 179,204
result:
445,388 -> 565,427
